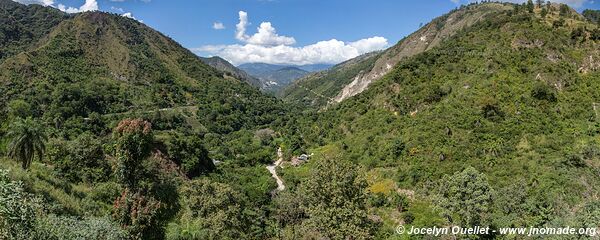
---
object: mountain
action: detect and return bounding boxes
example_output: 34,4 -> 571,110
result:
0,1 -> 287,238
0,3 -> 285,135
199,56 -> 262,88
288,2 -> 600,231
238,62 -> 332,92
0,0 -> 67,62
282,3 -> 513,107
257,66 -> 309,92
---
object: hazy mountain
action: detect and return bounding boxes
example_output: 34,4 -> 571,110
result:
238,62 -> 332,92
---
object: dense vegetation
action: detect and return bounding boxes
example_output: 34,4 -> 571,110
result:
281,1 -> 600,237
1,1 -> 600,239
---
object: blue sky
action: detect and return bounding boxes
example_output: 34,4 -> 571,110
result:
14,0 -> 600,65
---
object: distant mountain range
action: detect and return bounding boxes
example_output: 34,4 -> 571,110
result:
199,56 -> 262,88
238,63 -> 333,92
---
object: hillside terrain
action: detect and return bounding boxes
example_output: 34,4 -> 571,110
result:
199,56 -> 262,88
283,3 -> 513,107
281,2 -> 600,237
1,1 -> 600,240
0,1 -> 288,239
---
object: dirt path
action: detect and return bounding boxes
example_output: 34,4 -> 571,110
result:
266,147 -> 285,193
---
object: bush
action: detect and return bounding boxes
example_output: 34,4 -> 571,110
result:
47,133 -> 110,183
35,215 -> 126,240
0,169 -> 42,239
166,133 -> 214,178
531,83 -> 557,102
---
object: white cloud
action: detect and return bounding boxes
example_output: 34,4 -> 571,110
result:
11,0 -> 54,6
235,11 -> 296,46
122,12 -> 134,19
213,22 -> 225,30
58,0 -> 98,13
195,11 -> 388,65
111,6 -> 124,12
195,37 -> 388,66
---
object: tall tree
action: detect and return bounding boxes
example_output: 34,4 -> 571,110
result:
527,0 -> 535,13
6,118 -> 47,170
112,118 -> 153,190
297,156 -> 378,239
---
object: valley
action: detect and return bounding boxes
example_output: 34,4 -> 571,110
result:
1,0 -> 600,239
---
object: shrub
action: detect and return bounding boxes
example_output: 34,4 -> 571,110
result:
166,133 -> 213,178
0,169 -> 42,239
35,215 -> 126,240
531,83 -> 557,102
47,133 -> 110,183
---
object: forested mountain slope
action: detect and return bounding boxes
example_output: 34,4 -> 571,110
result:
199,56 -> 262,88
283,3 -> 513,107
0,8 -> 284,134
0,0 -> 66,62
0,2 -> 289,239
281,2 -> 600,235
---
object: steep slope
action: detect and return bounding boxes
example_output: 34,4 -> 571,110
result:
199,56 -> 262,88
289,2 -> 600,229
0,0 -> 67,62
283,3 -> 512,107
0,10 -> 284,134
282,51 -> 381,106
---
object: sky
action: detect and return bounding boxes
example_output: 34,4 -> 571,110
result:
12,0 -> 600,66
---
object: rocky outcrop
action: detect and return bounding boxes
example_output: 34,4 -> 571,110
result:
333,3 -> 512,103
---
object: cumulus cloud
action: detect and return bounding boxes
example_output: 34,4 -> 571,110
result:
11,0 -> 54,6
58,0 -> 98,13
235,11 -> 296,46
458,0 -> 589,8
213,22 -> 225,30
196,11 -> 388,65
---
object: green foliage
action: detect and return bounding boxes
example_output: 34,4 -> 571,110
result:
35,214 -> 126,240
559,3 -> 571,17
526,0 -> 534,13
46,133 -> 110,183
112,189 -> 163,239
582,9 -> 600,24
0,169 -> 41,239
7,117 -> 47,169
7,99 -> 32,119
295,156 -> 378,239
531,82 -> 557,102
430,167 -> 494,226
165,132 -> 213,178
166,178 -> 244,239
113,119 -> 153,189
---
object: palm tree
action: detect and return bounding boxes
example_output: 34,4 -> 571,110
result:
6,118 -> 47,170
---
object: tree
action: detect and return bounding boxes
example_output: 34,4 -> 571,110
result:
166,133 -> 214,178
112,118 -> 153,190
166,179 -> 244,239
433,167 -> 494,226
296,156 -> 378,239
559,3 -> 570,17
536,0 -> 543,8
527,0 -> 534,13
6,118 -> 47,170
541,7 -> 548,18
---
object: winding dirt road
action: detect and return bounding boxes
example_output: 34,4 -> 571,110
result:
266,147 -> 285,193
